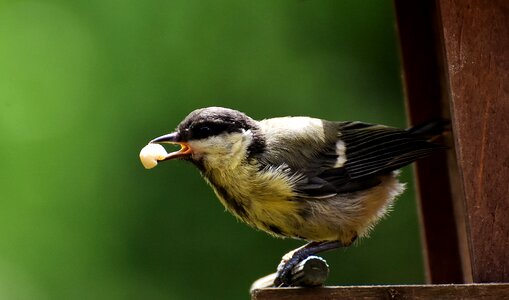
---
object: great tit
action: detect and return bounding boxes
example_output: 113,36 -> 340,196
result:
144,106 -> 445,286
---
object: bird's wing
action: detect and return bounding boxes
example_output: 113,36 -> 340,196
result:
262,120 -> 444,198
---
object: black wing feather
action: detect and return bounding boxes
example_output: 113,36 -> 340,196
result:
292,121 -> 445,198
339,122 -> 445,179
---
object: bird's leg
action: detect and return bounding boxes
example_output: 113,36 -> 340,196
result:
274,237 -> 356,287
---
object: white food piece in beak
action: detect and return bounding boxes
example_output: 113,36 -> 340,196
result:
139,143 -> 168,169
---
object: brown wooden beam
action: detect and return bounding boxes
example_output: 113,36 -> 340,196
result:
394,0 -> 465,284
436,0 -> 509,283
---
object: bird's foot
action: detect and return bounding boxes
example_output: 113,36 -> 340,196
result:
273,240 -> 345,287
274,249 -> 306,287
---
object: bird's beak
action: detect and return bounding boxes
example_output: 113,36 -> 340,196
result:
149,132 -> 192,161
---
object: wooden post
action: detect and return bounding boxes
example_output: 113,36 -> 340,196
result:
436,0 -> 509,283
394,0 -> 466,284
395,0 -> 509,284
252,0 -> 509,297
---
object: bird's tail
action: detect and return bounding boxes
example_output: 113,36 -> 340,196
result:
407,118 -> 451,141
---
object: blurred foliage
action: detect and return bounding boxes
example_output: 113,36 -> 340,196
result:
0,0 -> 424,299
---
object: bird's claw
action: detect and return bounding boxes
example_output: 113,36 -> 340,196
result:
274,265 -> 292,287
273,252 -> 303,287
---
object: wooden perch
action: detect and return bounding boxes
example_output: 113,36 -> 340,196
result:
251,283 -> 509,300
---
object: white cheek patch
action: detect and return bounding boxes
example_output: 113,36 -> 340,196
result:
334,139 -> 347,168
190,131 -> 251,154
231,129 -> 252,155
187,138 -> 215,154
187,131 -> 252,169
230,138 -> 242,156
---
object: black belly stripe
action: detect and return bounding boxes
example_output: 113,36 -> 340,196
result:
267,224 -> 285,236
214,185 -> 249,220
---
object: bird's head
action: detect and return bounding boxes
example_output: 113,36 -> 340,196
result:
150,107 -> 263,169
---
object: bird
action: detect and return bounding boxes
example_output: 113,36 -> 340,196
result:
144,106 -> 446,286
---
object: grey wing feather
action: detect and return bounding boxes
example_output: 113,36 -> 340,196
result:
339,121 -> 445,179
260,120 -> 444,198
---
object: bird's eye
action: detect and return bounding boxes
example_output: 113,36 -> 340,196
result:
191,125 -> 214,139
199,126 -> 211,135
191,122 -> 232,139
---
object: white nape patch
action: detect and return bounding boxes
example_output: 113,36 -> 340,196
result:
276,117 -> 322,131
262,117 -> 323,131
334,139 -> 347,168
260,117 -> 326,143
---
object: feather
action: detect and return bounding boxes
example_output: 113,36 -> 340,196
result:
258,119 -> 445,198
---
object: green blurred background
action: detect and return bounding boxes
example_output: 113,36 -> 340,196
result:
0,0 -> 424,299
